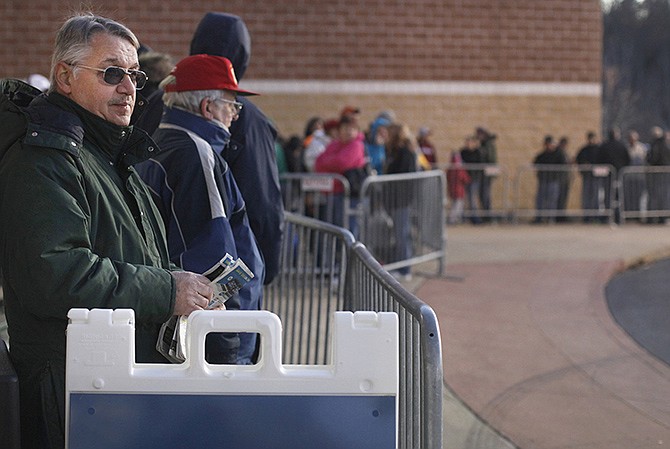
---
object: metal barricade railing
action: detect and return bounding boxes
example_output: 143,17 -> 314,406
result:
513,164 -> 616,224
263,212 -> 354,365
281,171 -> 448,277
279,166 -> 670,228
619,166 -> 670,223
279,173 -> 355,231
264,211 -> 443,449
345,242 -> 443,449
441,163 -> 512,224
359,170 -> 447,276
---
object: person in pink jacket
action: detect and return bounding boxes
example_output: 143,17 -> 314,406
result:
315,115 -> 367,191
315,115 -> 368,234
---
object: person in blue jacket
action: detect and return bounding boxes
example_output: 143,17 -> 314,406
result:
136,54 -> 265,364
365,112 -> 393,175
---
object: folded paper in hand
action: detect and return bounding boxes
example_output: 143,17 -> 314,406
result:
156,254 -> 254,363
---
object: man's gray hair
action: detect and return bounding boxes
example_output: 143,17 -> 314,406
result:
48,13 -> 140,93
159,75 -> 222,115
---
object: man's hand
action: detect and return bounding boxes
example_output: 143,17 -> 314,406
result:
171,271 -> 214,316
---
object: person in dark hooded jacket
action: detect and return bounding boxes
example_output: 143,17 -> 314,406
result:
189,13 -> 284,285
135,12 -> 284,285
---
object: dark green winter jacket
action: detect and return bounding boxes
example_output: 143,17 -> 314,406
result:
0,79 -> 176,446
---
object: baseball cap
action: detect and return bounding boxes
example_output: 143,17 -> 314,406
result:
340,105 -> 360,117
324,118 -> 340,133
163,54 -> 258,96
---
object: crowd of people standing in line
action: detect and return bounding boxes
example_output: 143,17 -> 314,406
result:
275,107 -> 442,281
443,125 -> 670,226
274,111 -> 500,229
533,127 -> 670,224
275,107 -> 438,179
447,128 -> 499,224
270,104 -> 670,229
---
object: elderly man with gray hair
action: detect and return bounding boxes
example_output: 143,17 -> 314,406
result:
0,14 -> 216,448
136,54 -> 265,366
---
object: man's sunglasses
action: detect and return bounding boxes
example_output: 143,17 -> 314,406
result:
75,65 -> 148,90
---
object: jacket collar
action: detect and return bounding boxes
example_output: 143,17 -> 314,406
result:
162,107 -> 231,155
27,92 -> 157,166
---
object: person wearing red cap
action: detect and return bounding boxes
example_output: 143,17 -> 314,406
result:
340,105 -> 361,119
136,54 -> 265,364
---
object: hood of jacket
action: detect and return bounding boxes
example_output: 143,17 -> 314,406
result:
0,79 -> 42,162
367,116 -> 392,144
190,12 -> 251,80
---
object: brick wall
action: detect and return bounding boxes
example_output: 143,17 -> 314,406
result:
0,0 -> 602,169
1,0 -> 601,81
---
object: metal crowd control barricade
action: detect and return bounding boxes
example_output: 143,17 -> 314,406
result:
513,164 -> 616,224
345,242 -> 443,449
264,212 -> 355,365
358,170 -> 447,277
264,212 -> 444,449
443,163 -> 511,224
619,165 -> 670,223
65,308 -> 398,449
279,172 -> 354,232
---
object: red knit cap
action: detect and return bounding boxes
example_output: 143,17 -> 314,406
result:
163,54 -> 258,96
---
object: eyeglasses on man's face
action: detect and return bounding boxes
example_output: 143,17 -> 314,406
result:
213,98 -> 243,114
75,65 -> 148,90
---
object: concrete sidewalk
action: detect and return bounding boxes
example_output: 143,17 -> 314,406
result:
410,223 -> 670,449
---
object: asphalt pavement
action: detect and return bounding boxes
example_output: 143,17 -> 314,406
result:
607,257 -> 670,365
